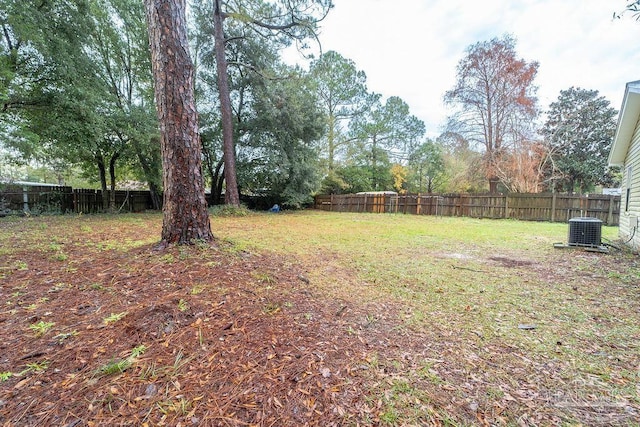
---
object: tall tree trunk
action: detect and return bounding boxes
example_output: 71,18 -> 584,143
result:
108,152 -> 119,212
213,0 -> 240,207
489,177 -> 499,194
96,156 -> 108,212
132,138 -> 162,210
371,137 -> 378,191
148,181 -> 162,210
215,165 -> 225,204
327,114 -> 336,172
139,157 -> 162,211
144,0 -> 213,245
209,158 -> 224,206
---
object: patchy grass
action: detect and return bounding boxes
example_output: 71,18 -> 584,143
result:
103,312 -> 127,324
29,320 -> 55,337
211,211 -> 639,425
0,211 -> 638,426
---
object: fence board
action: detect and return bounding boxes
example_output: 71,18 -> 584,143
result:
0,184 -> 622,225
313,193 -> 621,225
0,184 -> 161,214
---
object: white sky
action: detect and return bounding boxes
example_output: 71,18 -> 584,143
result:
300,0 -> 640,138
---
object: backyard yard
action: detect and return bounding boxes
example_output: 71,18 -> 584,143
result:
0,210 -> 638,426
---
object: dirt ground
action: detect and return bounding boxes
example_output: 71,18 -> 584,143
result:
0,215 -> 638,426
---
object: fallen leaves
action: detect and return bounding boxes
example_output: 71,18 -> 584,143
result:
1,214 -> 639,426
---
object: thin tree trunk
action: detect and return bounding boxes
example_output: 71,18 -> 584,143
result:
489,177 -> 499,194
328,114 -> 335,172
215,166 -> 225,204
132,137 -> 162,210
96,156 -> 108,212
144,0 -> 213,245
209,158 -> 224,206
139,156 -> 162,210
108,152 -> 119,212
213,0 -> 240,207
148,182 -> 162,210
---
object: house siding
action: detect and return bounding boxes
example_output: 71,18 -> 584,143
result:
621,121 -> 640,249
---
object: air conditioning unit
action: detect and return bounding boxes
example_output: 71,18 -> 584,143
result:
568,217 -> 602,247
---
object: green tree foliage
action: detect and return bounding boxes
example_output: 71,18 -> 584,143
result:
192,0 -> 280,205
444,34 -> 539,192
241,72 -> 324,208
540,87 -> 618,193
207,0 -> 332,206
192,0 -> 329,208
1,0 -> 125,209
406,140 -> 445,193
333,164 -> 383,194
437,132 -> 486,193
309,51 -> 370,173
348,95 -> 425,191
88,0 -> 161,209
1,0 -> 160,211
0,0 -> 95,163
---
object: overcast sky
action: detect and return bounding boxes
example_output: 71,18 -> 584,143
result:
300,0 -> 640,138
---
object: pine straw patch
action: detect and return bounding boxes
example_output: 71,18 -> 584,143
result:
0,214 -> 639,426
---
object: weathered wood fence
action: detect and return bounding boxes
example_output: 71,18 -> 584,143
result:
314,193 -> 621,225
0,184 -> 157,215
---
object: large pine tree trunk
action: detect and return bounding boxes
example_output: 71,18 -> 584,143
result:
213,0 -> 240,207
144,0 -> 213,245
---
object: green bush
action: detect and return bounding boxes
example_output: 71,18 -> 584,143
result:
208,204 -> 251,217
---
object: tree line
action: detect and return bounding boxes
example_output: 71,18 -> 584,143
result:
0,0 -> 625,242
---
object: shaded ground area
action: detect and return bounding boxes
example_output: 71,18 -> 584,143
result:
0,214 -> 639,426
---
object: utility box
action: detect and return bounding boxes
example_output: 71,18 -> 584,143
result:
568,217 -> 602,247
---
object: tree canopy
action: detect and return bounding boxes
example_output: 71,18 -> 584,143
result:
209,0 -> 332,206
444,34 -> 539,193
348,95 -> 425,191
1,2 -> 623,223
309,50 -> 370,173
406,140 -> 445,193
540,87 -> 618,194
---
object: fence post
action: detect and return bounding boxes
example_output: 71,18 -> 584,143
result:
22,186 -> 30,214
504,195 -> 509,219
607,195 -> 614,225
551,193 -> 557,222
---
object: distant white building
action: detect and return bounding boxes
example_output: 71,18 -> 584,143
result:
602,188 -> 622,196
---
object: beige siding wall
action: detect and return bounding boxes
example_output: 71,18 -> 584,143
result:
621,121 -> 640,249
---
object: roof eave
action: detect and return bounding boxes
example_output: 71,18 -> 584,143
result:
609,80 -> 640,167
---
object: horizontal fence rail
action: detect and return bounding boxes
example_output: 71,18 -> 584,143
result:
0,184 -> 622,225
0,184 -> 158,215
314,193 -> 621,225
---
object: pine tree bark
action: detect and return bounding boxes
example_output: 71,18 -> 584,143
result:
144,0 -> 213,245
213,0 -> 240,207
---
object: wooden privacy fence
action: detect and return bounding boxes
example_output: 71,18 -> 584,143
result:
0,184 -> 157,214
314,193 -> 621,225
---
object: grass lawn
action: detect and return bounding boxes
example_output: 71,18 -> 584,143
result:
0,210 -> 638,426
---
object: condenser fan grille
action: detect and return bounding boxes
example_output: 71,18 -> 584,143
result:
568,217 -> 602,247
